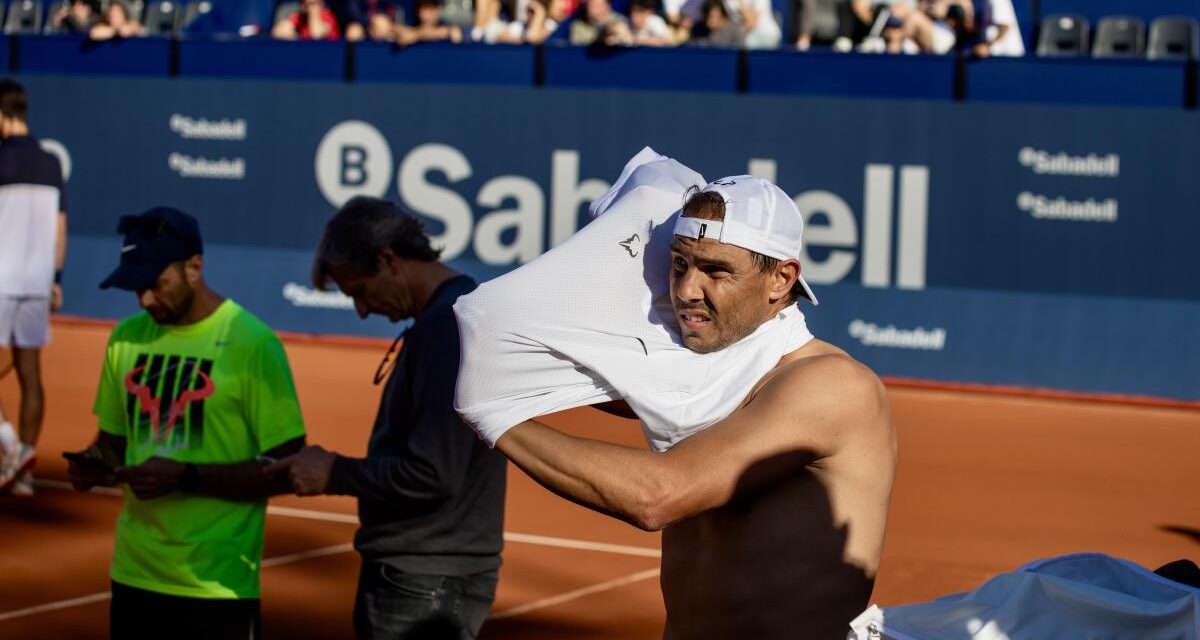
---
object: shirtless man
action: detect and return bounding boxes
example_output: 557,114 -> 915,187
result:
484,177 -> 897,638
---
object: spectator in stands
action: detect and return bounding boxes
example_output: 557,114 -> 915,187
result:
272,0 -> 341,40
737,0 -> 780,48
52,0 -> 98,33
627,0 -> 670,44
883,0 -> 937,53
691,0 -> 741,46
661,0 -> 693,38
792,0 -> 814,49
603,0 -> 670,45
524,0 -> 567,43
337,0 -> 399,41
395,0 -> 463,44
832,0 -> 875,50
88,1 -> 143,40
471,0 -> 526,43
929,0 -> 1023,56
569,0 -> 628,45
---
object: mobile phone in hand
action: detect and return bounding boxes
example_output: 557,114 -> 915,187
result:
62,451 -> 115,473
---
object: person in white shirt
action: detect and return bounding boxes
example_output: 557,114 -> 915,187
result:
738,0 -> 781,48
0,79 -> 67,497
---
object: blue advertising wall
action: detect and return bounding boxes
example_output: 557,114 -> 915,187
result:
16,74 -> 1200,403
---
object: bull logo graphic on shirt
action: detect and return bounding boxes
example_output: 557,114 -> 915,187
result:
124,354 -> 216,450
619,233 -> 642,258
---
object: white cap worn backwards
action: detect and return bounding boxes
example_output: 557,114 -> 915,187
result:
673,175 -> 818,305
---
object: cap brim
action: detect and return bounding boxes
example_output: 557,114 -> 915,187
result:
797,275 -> 819,306
99,263 -> 166,291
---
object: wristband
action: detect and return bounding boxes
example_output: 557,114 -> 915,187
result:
54,270 -> 63,285
179,462 -> 200,492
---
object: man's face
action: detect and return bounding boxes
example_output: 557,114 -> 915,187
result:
417,4 -> 440,26
106,4 -> 127,25
587,0 -> 610,23
705,6 -> 726,29
137,262 -> 196,325
669,233 -> 776,354
329,256 -> 416,323
630,6 -> 649,30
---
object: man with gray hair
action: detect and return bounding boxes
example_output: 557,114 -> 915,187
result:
267,196 -> 506,640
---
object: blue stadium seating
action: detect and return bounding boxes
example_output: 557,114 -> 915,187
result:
1037,0 -> 1200,27
747,50 -> 957,100
355,41 -> 535,85
178,36 -> 345,79
542,44 -> 740,92
17,34 -> 172,75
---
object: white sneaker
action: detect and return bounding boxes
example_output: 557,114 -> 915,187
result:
0,445 -> 35,494
10,471 -> 33,497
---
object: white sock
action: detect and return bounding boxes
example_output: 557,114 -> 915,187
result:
0,422 -> 17,456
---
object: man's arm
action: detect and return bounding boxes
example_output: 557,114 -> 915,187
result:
66,431 -> 127,491
269,317 -> 484,504
496,355 -> 887,531
119,436 -> 305,501
52,211 -> 66,312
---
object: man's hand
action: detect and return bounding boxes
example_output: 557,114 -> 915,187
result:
50,284 -> 63,313
264,445 -> 336,496
66,445 -> 119,491
118,457 -> 185,500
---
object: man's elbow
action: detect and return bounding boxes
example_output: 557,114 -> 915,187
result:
624,478 -> 684,532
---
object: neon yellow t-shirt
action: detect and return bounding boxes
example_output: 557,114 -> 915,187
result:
93,299 -> 306,599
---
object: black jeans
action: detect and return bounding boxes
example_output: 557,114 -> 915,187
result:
353,561 -> 499,640
110,581 -> 261,640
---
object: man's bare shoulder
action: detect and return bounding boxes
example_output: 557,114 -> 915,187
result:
744,340 -> 891,448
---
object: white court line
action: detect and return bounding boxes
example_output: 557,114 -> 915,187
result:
0,592 -> 112,623
0,543 -> 355,623
261,542 -> 354,568
35,480 -> 662,558
488,568 -> 661,620
503,532 -> 660,558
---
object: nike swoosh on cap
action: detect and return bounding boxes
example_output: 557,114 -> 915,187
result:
121,244 -> 138,253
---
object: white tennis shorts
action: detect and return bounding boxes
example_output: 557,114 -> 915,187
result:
0,296 -> 51,348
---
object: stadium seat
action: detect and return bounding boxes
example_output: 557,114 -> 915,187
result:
442,0 -> 472,29
273,0 -> 297,25
1092,15 -> 1144,58
1036,13 -> 1088,57
4,0 -> 42,33
142,0 -> 179,33
1147,16 -> 1198,61
179,0 -> 211,29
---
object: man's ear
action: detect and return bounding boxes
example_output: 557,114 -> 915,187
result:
377,246 -> 401,274
183,255 -> 204,285
769,260 -> 800,303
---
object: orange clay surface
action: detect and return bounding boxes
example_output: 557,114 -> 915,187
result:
0,319 -> 1197,638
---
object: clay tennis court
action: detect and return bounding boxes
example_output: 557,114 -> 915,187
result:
1,318 -> 1197,638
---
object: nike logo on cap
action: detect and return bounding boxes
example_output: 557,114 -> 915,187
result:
121,244 -> 137,253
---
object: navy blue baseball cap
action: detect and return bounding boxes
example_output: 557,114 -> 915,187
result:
99,207 -> 204,291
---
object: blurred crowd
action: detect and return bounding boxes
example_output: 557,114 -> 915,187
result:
265,0 -> 1023,53
35,0 -> 1024,54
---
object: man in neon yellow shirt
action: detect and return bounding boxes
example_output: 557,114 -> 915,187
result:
66,207 -> 306,639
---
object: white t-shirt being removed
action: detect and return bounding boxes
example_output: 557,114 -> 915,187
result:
453,148 -> 813,452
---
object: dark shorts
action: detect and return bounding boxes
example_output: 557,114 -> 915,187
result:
353,560 -> 499,640
110,581 -> 261,640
